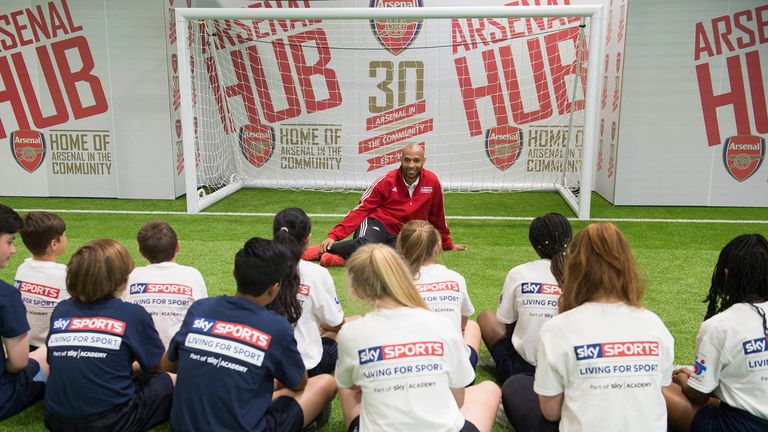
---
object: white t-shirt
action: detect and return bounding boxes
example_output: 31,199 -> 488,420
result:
336,307 -> 475,432
687,301 -> 768,419
14,258 -> 69,347
414,263 -> 474,332
534,302 -> 674,432
295,260 -> 344,369
123,262 -> 207,347
496,259 -> 560,365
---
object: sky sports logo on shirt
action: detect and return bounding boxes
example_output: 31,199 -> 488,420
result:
742,337 -> 768,355
574,341 -> 659,361
129,283 -> 193,296
192,317 -> 271,349
52,317 -> 126,335
297,284 -> 310,296
15,280 -> 60,299
358,341 -> 444,365
416,281 -> 460,293
520,282 -> 561,295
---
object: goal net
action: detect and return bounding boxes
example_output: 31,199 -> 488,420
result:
176,4 -> 604,218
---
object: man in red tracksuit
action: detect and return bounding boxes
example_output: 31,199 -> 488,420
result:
311,144 -> 466,267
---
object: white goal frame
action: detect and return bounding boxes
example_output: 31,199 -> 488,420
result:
176,5 -> 605,219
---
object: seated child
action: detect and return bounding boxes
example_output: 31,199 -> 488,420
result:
272,208 -> 345,377
15,211 -> 70,349
0,204 -> 47,420
45,239 -> 173,432
397,220 -> 481,370
664,234 -> 768,432
164,237 -> 336,432
123,220 -> 207,347
477,213 -> 571,382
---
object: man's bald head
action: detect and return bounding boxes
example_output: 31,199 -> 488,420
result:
400,144 -> 425,185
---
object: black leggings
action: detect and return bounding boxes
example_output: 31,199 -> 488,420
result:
502,373 -> 559,432
328,217 -> 397,259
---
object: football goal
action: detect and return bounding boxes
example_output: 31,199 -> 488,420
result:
175,4 -> 605,218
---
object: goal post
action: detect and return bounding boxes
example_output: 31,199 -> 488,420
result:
176,4 -> 605,218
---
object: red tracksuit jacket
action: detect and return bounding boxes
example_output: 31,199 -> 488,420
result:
327,167 -> 455,250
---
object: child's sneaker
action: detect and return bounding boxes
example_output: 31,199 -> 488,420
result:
320,253 -> 346,267
302,245 -> 322,261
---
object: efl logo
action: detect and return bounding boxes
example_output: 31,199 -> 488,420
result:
129,283 -> 193,296
52,317 -> 126,335
520,282 -> 561,296
693,357 -> 707,376
742,337 -> 768,355
10,129 -> 46,173
239,123 -> 274,168
358,341 -> 443,365
369,0 -> 423,56
722,135 -> 764,182
15,281 -> 60,299
574,341 -> 659,361
485,125 -> 523,171
192,317 -> 271,349
416,281 -> 460,293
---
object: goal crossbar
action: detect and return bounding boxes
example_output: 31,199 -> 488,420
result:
176,5 -> 605,219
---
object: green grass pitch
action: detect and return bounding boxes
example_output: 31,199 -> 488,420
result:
1,190 -> 766,431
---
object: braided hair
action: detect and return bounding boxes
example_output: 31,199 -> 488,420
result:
268,208 -> 311,324
529,213 -> 573,285
704,234 -> 768,334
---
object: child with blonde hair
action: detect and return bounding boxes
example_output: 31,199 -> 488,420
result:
336,244 -> 500,431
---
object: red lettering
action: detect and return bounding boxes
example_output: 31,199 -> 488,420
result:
249,40 -> 300,123
13,46 -> 68,130
467,19 -> 490,50
696,54 -> 750,146
0,15 -> 17,51
205,55 -> 231,133
10,10 -> 31,47
51,36 -> 108,119
502,39 -> 553,125
451,19 -> 471,55
454,49 -> 508,137
694,22 -> 714,61
26,5 -> 51,42
733,10 -> 755,49
545,27 -> 586,115
224,48 -> 260,128
745,50 -> 767,134
0,56 -> 29,139
287,28 -> 341,114
712,16 -> 735,56
757,5 -> 768,44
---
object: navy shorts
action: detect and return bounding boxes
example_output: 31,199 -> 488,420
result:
347,416 -> 479,432
45,370 -> 173,432
308,337 -> 338,377
0,358 -> 45,421
692,401 -> 768,432
490,337 -> 535,383
266,396 -> 304,432
468,345 -> 479,371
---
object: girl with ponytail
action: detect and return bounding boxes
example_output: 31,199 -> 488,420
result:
477,213 -> 572,382
271,208 -> 345,376
397,220 -> 481,370
664,233 -> 768,432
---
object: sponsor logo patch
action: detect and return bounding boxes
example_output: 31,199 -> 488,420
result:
192,317 -> 271,349
358,341 -> 444,365
369,0 -> 423,56
52,317 -> 126,335
15,281 -> 60,299
129,283 -> 193,296
485,125 -> 523,171
520,282 -> 561,296
415,281 -> 460,293
297,284 -> 310,296
10,129 -> 46,173
574,341 -> 659,361
693,357 -> 707,376
722,135 -> 764,182
742,336 -> 768,355
239,123 -> 274,168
